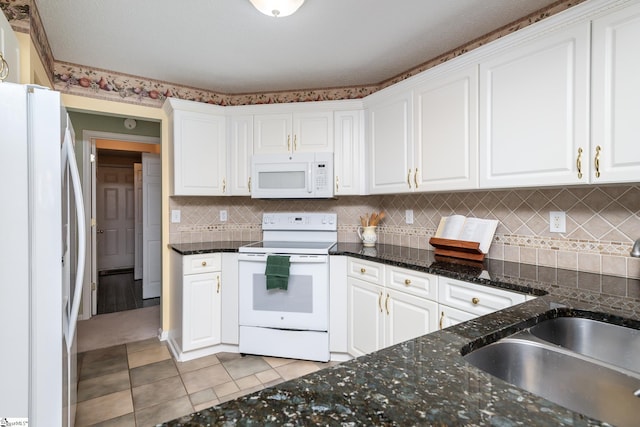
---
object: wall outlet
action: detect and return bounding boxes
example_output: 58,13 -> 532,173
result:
405,209 -> 414,224
549,211 -> 566,233
171,210 -> 181,223
220,210 -> 228,222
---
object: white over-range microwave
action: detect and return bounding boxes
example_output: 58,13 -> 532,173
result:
251,152 -> 334,199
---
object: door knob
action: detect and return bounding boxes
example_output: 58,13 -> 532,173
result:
97,229 -> 104,234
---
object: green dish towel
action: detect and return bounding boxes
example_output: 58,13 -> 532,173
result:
265,255 -> 291,290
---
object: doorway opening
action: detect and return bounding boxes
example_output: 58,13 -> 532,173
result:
82,131 -> 161,318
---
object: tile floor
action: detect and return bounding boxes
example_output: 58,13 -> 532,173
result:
75,338 -> 338,426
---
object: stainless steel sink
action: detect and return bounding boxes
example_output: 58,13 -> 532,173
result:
529,317 -> 640,373
463,317 -> 640,427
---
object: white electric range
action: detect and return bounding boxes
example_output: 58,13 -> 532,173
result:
237,212 -> 337,361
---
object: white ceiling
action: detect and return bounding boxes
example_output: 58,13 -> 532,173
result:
37,0 -> 560,94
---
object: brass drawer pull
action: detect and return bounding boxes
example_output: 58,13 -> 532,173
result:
404,279 -> 411,286
201,261 -> 207,267
576,147 -> 583,179
360,267 -> 366,273
471,297 -> 480,305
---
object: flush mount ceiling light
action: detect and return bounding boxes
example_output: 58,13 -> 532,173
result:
249,0 -> 305,18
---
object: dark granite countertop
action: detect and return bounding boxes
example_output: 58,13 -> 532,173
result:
169,241 -> 253,255
164,241 -> 640,426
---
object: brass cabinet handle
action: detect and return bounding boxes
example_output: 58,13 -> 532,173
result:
360,267 -> 366,273
222,179 -> 226,194
335,176 -> 339,193
414,168 -> 419,188
287,135 -> 291,151
0,53 -> 9,81
293,134 -> 297,151
378,291 -> 383,313
217,275 -> 221,293
385,293 -> 390,315
404,279 -> 411,286
439,311 -> 444,330
594,145 -> 602,178
248,176 -> 251,193
407,169 -> 412,189
576,147 -> 583,179
201,261 -> 207,266
471,297 -> 480,305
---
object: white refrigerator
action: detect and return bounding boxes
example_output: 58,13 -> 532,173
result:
0,82 -> 86,427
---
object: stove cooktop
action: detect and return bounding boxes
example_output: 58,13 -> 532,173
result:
238,240 -> 336,255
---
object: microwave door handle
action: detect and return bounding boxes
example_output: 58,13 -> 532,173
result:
307,164 -> 313,193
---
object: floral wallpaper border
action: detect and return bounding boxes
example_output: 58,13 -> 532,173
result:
2,0 -> 584,107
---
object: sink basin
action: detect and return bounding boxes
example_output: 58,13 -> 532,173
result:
529,317 -> 640,373
463,316 -> 640,427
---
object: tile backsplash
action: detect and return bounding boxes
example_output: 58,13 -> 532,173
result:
170,184 -> 640,279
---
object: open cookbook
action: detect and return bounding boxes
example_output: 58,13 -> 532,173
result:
434,215 -> 499,254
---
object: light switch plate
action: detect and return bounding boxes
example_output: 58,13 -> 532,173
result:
220,210 -> 228,222
405,209 -> 414,224
171,209 -> 181,223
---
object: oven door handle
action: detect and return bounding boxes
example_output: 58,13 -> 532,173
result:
238,253 -> 328,263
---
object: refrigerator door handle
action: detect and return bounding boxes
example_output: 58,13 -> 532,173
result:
62,127 -> 86,350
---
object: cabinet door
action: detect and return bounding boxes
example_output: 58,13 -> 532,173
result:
347,277 -> 384,357
384,289 -> 439,347
591,2 -> 640,183
172,110 -> 227,195
183,272 -> 221,351
368,91 -> 413,194
479,21 -> 590,188
293,111 -> 333,152
414,65 -> 478,191
333,110 -> 364,195
0,11 -> 20,83
253,113 -> 292,154
438,304 -> 476,330
228,115 -> 254,195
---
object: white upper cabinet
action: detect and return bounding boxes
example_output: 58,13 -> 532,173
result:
478,21 -> 591,189
367,90 -> 413,194
253,110 -> 333,155
413,64 -> 479,191
228,114 -> 253,196
591,1 -> 640,183
165,99 -> 227,196
334,110 -> 365,195
0,10 -> 20,84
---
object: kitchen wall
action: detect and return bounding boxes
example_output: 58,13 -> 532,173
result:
170,184 -> 640,280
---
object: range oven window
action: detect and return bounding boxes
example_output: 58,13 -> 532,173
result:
251,273 -> 313,313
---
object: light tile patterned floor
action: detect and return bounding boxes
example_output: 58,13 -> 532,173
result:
75,338 -> 337,426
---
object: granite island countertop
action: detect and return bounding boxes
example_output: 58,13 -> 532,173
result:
165,241 -> 640,426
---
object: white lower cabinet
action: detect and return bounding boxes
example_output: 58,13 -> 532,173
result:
437,276 -> 526,329
346,257 -> 530,357
169,252 -> 237,361
347,259 -> 438,357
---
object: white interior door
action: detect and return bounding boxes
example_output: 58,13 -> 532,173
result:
134,163 -> 143,280
96,166 -> 135,271
142,153 -> 162,299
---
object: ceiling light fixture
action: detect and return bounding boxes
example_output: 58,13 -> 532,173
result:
249,0 -> 305,18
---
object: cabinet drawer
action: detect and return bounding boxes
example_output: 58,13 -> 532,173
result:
438,277 -> 526,317
183,253 -> 222,275
386,266 -> 437,301
347,258 -> 384,285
